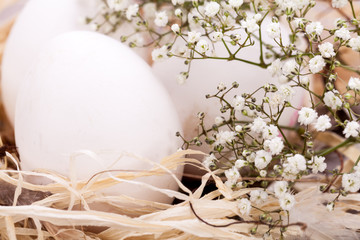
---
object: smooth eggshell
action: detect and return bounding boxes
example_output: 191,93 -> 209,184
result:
2,0 -> 150,126
15,31 -> 182,203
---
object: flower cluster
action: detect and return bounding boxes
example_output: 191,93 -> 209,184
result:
85,0 -> 360,238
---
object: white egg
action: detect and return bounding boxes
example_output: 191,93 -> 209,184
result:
152,18 -> 306,142
2,0 -> 149,126
15,31 -> 183,204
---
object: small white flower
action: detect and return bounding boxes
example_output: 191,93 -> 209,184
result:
250,190 -> 268,204
171,24 -> 180,34
279,84 -> 295,102
217,82 -> 226,91
107,0 -> 128,11
210,31 -> 224,42
342,172 -> 360,192
266,22 -> 281,39
326,202 -> 335,212
291,18 -> 305,29
314,115 -> 332,131
225,166 -> 241,182
335,27 -> 351,41
229,0 -> 244,8
323,91 -> 343,110
284,154 -> 307,175
233,95 -> 246,112
187,31 -> 201,43
215,116 -> 224,125
251,117 -> 267,133
215,131 -> 236,145
203,153 -> 217,169
298,107 -> 318,126
175,8 -> 183,17
151,46 -> 169,62
310,156 -> 327,173
235,159 -> 247,169
262,124 -> 279,140
259,170 -> 267,177
177,73 -> 187,85
332,0 -> 348,8
348,77 -> 360,91
274,181 -> 288,198
204,2 -> 220,17
264,137 -> 284,155
235,125 -> 243,132
343,121 -> 360,138
241,17 -> 260,33
349,37 -> 360,51
254,150 -> 272,170
126,4 -> 139,20
319,42 -> 335,58
300,76 -> 310,85
279,192 -> 296,211
238,198 -> 252,215
195,39 -> 209,54
171,0 -> 185,5
282,59 -> 297,76
309,55 -> 326,73
154,11 -> 168,27
306,21 -> 323,36
269,92 -> 286,109
268,59 -> 282,78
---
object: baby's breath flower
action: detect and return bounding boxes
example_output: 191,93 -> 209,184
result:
332,0 -> 348,8
210,31 -> 224,42
349,36 -> 360,51
229,0 -> 244,8
266,22 -> 281,39
151,46 -> 169,62
171,0 -> 185,5
310,156 -> 327,173
260,170 -> 267,177
309,55 -> 326,73
204,2 -> 220,17
250,190 -> 268,204
126,4 -> 139,20
348,77 -> 360,91
314,115 -> 332,131
174,8 -> 183,17
177,72 -> 188,85
251,117 -> 267,133
238,198 -> 252,215
342,172 -> 360,192
318,42 -> 335,58
298,107 -> 318,126
268,59 -> 283,78
274,181 -> 288,198
235,159 -> 247,169
323,91 -> 343,110
241,15 -> 260,33
195,39 -> 210,54
107,0 -> 128,11
232,95 -> 246,112
282,59 -> 297,76
235,125 -> 243,132
335,27 -> 351,41
300,76 -> 310,85
254,150 -> 272,170
306,21 -> 323,36
264,137 -> 284,155
203,153 -> 217,169
171,24 -> 180,34
215,116 -> 224,125
284,154 -> 307,175
327,202 -> 335,211
187,31 -> 201,43
215,130 -> 236,145
262,124 -> 279,140
225,166 -> 240,182
279,192 -> 296,211
278,84 -> 295,102
343,121 -> 360,138
154,11 -> 168,27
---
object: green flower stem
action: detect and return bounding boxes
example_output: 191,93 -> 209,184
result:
318,138 -> 354,157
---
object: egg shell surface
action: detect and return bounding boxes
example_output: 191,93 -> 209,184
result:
2,0 -> 149,125
15,30 -> 183,203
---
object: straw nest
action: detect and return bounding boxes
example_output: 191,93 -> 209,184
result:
0,7 -> 360,240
